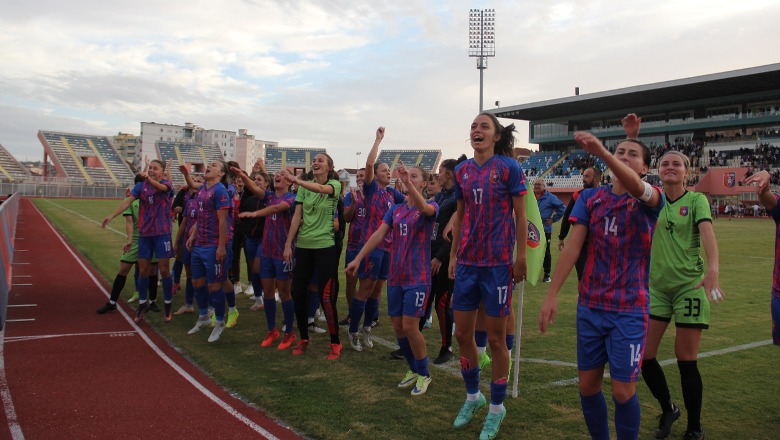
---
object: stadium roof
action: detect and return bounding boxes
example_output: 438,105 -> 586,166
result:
493,63 -> 780,121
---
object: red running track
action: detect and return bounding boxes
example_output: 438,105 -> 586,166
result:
0,199 -> 301,440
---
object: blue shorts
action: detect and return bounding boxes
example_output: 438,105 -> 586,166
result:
772,296 -> 780,346
190,245 -> 230,284
245,237 -> 262,263
357,248 -> 390,281
576,304 -> 648,382
387,285 -> 430,318
345,248 -> 359,268
137,234 -> 174,260
260,256 -> 294,280
452,264 -> 513,317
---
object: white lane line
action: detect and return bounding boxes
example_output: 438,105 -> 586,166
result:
6,305 -> 36,308
11,263 -> 28,265
542,339 -> 774,389
720,253 -> 773,260
12,276 -> 31,278
10,284 -> 32,287
31,202 -> 283,440
4,320 -> 35,323
0,330 -> 25,440
42,199 -> 124,236
13,250 -> 27,252
5,331 -> 137,342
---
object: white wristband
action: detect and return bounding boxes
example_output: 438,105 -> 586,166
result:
638,181 -> 653,203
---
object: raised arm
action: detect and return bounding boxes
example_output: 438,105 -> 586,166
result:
178,165 -> 199,191
574,131 -> 661,208
363,126 -> 385,186
283,173 -> 334,195
102,196 -> 136,228
744,170 -> 778,211
232,166 -> 266,198
398,162 -> 435,217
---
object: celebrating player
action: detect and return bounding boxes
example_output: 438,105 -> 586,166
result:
448,112 -> 528,440
643,149 -> 723,440
539,114 -> 663,440
102,160 -> 174,322
346,162 -> 438,395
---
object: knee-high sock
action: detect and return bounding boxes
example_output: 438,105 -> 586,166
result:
281,299 -> 295,335
678,360 -> 703,432
363,297 -> 379,329
475,330 -> 488,352
173,259 -> 183,284
398,337 -> 416,372
161,276 -> 173,303
642,358 -> 673,413
613,394 -> 640,440
185,277 -> 194,306
210,288 -> 226,321
251,273 -> 263,299
225,285 -> 236,308
148,272 -> 159,302
415,356 -> 430,378
460,357 -> 481,395
580,392 -> 610,440
263,298 -> 277,331
490,378 -> 507,406
348,299 -> 366,334
137,276 -> 149,303
195,284 -> 209,315
109,274 -> 127,303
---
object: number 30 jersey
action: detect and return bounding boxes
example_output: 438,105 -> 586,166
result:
571,185 -> 664,313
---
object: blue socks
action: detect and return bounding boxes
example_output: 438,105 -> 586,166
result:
161,276 -> 173,302
364,297 -> 379,328
264,298 -> 277,331
506,334 -> 515,351
225,285 -> 237,308
490,378 -> 507,406
475,330 -> 488,349
414,356 -> 430,378
461,357 -> 481,395
282,300 -> 295,334
398,337 -> 416,372
614,394 -> 640,440
581,392 -> 610,440
137,276 -> 149,302
195,284 -> 209,316
348,299 -> 366,334
251,273 -> 263,299
210,288 -> 226,321
185,277 -> 194,306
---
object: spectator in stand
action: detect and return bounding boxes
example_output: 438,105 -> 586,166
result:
533,179 -> 566,282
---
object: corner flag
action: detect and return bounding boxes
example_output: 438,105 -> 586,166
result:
524,193 -> 546,286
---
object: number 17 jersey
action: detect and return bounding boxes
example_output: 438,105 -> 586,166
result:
453,155 -> 527,267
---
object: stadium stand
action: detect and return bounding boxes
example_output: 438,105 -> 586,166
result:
521,151 -> 561,178
156,141 -> 224,187
264,147 -> 327,175
375,149 -> 441,173
0,144 -> 31,183
38,131 -> 135,186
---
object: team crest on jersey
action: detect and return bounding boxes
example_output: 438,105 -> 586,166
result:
490,171 -> 501,183
723,172 -> 736,188
679,206 -> 689,216
627,198 -> 638,211
527,220 -> 541,248
413,211 -> 421,220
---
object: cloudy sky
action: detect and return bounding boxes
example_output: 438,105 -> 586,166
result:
1,0 -> 779,168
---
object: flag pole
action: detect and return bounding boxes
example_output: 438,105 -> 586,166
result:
511,280 -> 524,398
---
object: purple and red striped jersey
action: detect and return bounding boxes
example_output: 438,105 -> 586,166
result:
345,190 -> 367,251
261,192 -> 296,259
131,179 -> 173,237
453,155 -> 527,266
571,185 -> 664,313
361,179 -> 405,252
383,201 -> 439,286
769,194 -> 780,298
183,194 -> 198,238
226,183 -> 237,241
194,183 -> 232,247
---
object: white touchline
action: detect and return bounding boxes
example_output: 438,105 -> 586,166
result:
0,331 -> 25,440
542,339 -> 774,389
31,202 -> 283,440
43,199 -> 125,236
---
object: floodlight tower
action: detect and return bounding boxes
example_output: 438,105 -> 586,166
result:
469,8 -> 495,113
